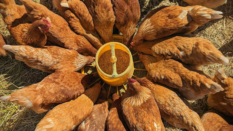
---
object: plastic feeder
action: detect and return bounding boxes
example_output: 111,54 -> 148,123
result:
96,42 -> 134,86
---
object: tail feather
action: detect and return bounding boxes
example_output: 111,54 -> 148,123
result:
215,68 -> 227,82
188,6 -> 223,23
60,2 -> 69,8
0,96 -> 11,101
3,45 -> 19,54
35,118 -> 55,131
220,56 -> 229,65
0,95 -> 33,108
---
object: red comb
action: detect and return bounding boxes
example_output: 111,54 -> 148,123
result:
130,42 -> 134,46
42,19 -> 51,27
128,78 -> 137,83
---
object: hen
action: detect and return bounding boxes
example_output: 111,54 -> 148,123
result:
121,78 -> 165,131
183,0 -> 227,9
111,0 -> 141,46
60,0 -> 103,48
35,83 -> 102,131
137,77 -> 205,131
84,0 -> 115,43
77,101 -> 109,131
201,111 -> 233,131
0,71 -> 94,113
106,93 -> 128,131
151,36 -> 229,67
207,68 -> 233,116
0,0 -> 51,47
0,0 -> 28,25
3,45 -> 95,73
0,34 -> 6,56
20,0 -> 97,55
131,5 -> 223,46
53,0 -> 103,49
12,18 -> 51,47
139,53 -> 223,100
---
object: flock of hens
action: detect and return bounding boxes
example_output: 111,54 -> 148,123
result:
0,0 -> 233,130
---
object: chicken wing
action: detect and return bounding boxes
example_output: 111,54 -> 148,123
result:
139,53 -> 223,100
151,36 -> 229,67
132,5 -> 223,46
3,45 -> 95,73
77,101 -> 109,131
201,111 -> 232,131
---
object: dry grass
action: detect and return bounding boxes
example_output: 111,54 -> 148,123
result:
0,0 -> 233,130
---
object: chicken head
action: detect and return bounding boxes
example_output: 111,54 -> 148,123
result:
121,78 -> 165,131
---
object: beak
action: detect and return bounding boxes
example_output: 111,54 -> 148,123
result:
46,17 -> 51,23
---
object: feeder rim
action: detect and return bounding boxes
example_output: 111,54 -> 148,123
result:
96,42 -> 133,78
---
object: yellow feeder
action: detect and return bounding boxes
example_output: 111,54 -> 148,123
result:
96,42 -> 134,86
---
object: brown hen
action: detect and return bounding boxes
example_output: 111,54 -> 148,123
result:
60,0 -> 103,48
0,71 -> 94,113
53,0 -> 103,49
122,78 -> 165,131
84,0 -> 115,43
20,0 -> 97,55
3,45 -> 95,73
132,5 -> 223,46
151,36 -> 229,67
139,53 -> 223,100
34,83 -> 102,131
106,93 -> 128,131
77,101 -> 109,131
111,0 -> 141,46
183,0 -> 227,9
201,111 -> 233,131
0,0 -> 28,25
208,68 -> 233,116
137,77 -> 205,131
0,0 -> 51,47
0,34 -> 6,56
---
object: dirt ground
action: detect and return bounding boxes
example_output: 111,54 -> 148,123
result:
0,0 -> 233,130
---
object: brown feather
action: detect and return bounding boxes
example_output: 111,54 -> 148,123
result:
121,79 -> 165,131
111,0 -> 140,46
137,77 -> 205,131
132,5 -> 223,45
0,71 -> 92,113
151,36 -> 229,66
106,94 -> 128,131
77,101 -> 109,131
201,111 -> 231,131
85,0 -> 115,43
208,69 -> 233,116
21,0 -> 97,55
3,45 -> 95,73
34,83 -> 101,131
183,0 -> 227,9
139,53 -> 224,100
53,0 -> 102,49
0,34 -> 6,56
